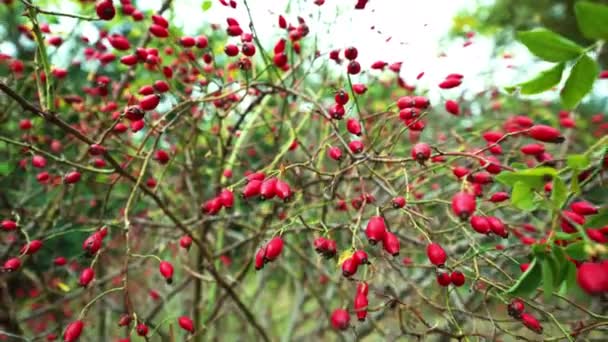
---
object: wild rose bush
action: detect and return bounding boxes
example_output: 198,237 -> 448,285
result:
1,0 -> 607,341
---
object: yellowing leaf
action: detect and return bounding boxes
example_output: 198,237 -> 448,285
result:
57,282 -> 71,292
337,249 -> 354,268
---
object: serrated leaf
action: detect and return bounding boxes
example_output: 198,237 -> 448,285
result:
575,1 -> 608,40
584,208 -> 608,228
567,154 -> 591,170
512,181 -> 537,211
516,29 -> 584,62
561,54 -> 599,109
506,258 -> 541,296
202,0 -> 212,11
551,176 -> 568,209
518,63 -> 565,95
565,241 -> 588,260
541,258 -> 554,300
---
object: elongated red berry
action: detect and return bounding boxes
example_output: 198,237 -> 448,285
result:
560,210 -> 585,233
521,313 -> 543,334
382,231 -> 400,256
439,78 -> 462,89
352,84 -> 367,94
571,201 -> 598,216
3,257 -> 21,272
520,143 -> 545,156
79,268 -> 94,286
64,171 -> 81,184
346,118 -> 362,136
83,232 -> 103,255
529,125 -> 564,143
365,216 -> 387,244
445,100 -> 460,115
63,320 -> 84,342
489,192 -> 509,203
136,323 -> 149,336
264,237 -> 284,262
451,192 -> 476,220
242,179 -> 263,199
342,257 -> 359,277
427,243 -> 447,266
219,189 -> 234,208
354,293 -> 368,321
1,219 -> 17,231
254,247 -> 266,270
470,216 -> 491,234
275,180 -> 292,201
149,24 -> 169,38
20,240 -> 43,255
487,216 -> 508,238
139,94 -> 160,111
260,178 -> 278,199
159,261 -> 174,284
178,316 -> 195,333
330,308 -> 350,330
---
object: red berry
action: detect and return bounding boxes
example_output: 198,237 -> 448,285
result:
1,219 -> 18,231
265,237 -> 284,262
159,260 -> 174,284
346,118 -> 362,136
260,178 -> 278,199
149,24 -> 169,38
139,94 -> 161,111
118,314 -> 132,327
487,216 -> 508,238
330,308 -> 350,330
529,125 -> 564,143
489,192 -> 509,203
382,231 -> 400,256
3,257 -> 21,272
335,90 -> 349,105
426,243 -> 447,266
64,171 -> 81,184
356,282 -> 369,296
179,36 -> 196,47
136,323 -> 149,336
178,316 -> 195,333
470,216 -> 491,234
20,240 -> 43,255
95,0 -> 115,20
341,257 -> 359,277
154,149 -> 170,164
439,78 -> 462,89
241,42 -> 256,57
365,216 -> 387,244
219,189 -> 234,208
254,247 -> 266,270
445,100 -> 460,115
347,60 -> 361,74
571,201 -> 598,216
521,313 -> 543,334
507,299 -> 525,318
328,146 -> 343,161
560,210 -> 585,233
344,47 -> 358,60
79,268 -> 95,286
275,180 -> 292,201
108,34 -> 130,50
152,14 -> 169,28
392,196 -> 406,208
354,293 -> 368,321
242,179 -> 263,199
451,192 -> 476,220
436,272 -> 451,286
179,235 -> 193,250
63,320 -> 84,342
520,143 -> 545,156
32,155 -> 47,168
348,140 -> 364,154
450,271 -> 465,286
576,262 -> 608,295
411,143 -> 431,163
54,257 -> 67,266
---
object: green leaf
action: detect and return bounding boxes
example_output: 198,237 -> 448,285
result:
541,258 -> 554,300
512,181 -> 537,211
575,1 -> 608,40
516,29 -> 584,62
496,167 -> 557,188
561,54 -> 600,109
571,170 -> 581,194
551,176 -> 568,209
564,241 -> 588,261
584,208 -> 608,228
554,231 -> 580,241
506,259 -> 541,296
202,0 -> 212,11
518,63 -> 565,95
551,245 -> 568,287
567,154 -> 591,170
0,162 -> 11,176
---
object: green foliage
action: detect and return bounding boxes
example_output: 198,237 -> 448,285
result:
517,63 -> 564,95
574,1 -> 608,40
516,29 -> 584,62
560,54 -> 599,109
506,258 -> 541,296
